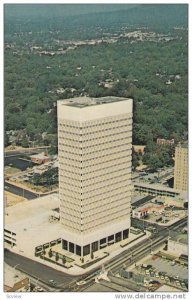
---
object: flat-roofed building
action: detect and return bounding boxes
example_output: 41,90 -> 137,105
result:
30,152 -> 50,164
156,138 -> 175,146
57,96 -> 133,257
168,235 -> 188,257
132,202 -> 164,219
174,143 -> 188,191
4,264 -> 30,292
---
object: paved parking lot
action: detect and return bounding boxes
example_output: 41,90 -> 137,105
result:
144,208 -> 186,225
146,257 -> 188,280
134,167 -> 174,184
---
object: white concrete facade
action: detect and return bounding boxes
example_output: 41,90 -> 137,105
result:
168,238 -> 188,257
174,144 -> 188,192
57,97 -> 133,256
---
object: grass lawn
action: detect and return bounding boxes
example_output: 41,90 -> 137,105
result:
5,166 -> 21,175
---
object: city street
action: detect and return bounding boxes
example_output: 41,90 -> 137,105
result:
131,218 -> 163,232
5,182 -> 40,200
5,182 -> 57,200
4,217 -> 187,292
4,250 -> 80,289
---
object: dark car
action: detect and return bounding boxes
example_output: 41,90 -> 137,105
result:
49,280 -> 57,286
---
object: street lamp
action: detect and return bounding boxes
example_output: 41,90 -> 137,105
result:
165,227 -> 170,251
142,218 -> 146,232
128,250 -> 133,264
149,238 -> 153,254
36,277 -> 40,287
166,227 -> 170,239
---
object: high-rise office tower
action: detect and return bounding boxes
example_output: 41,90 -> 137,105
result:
174,143 -> 188,191
57,96 -> 133,257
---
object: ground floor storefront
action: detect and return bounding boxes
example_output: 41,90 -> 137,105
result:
62,228 -> 129,257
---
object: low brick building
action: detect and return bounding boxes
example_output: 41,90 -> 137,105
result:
156,138 -> 175,146
132,202 -> 164,219
30,152 -> 50,164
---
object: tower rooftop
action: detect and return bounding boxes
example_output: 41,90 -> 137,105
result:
59,96 -> 132,108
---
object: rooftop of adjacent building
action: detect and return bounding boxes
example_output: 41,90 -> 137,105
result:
134,181 -> 180,193
170,232 -> 188,245
176,142 -> 188,149
4,263 -> 27,289
58,96 -> 132,108
156,284 -> 184,292
30,152 -> 50,160
133,201 -> 164,213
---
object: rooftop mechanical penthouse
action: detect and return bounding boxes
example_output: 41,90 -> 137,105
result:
57,96 -> 133,257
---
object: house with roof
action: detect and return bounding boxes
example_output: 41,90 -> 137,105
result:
132,202 -> 164,219
30,152 -> 50,165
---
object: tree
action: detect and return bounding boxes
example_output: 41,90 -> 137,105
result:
21,136 -> 29,148
62,256 -> 66,264
48,144 -> 58,155
132,148 -> 140,171
32,174 -> 41,186
132,157 -> 140,171
147,154 -> 162,172
4,8 -> 188,158
55,252 -> 59,262
48,248 -> 53,258
26,123 -> 37,140
4,133 -> 10,147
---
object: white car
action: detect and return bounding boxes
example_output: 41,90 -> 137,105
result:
165,276 -> 169,281
76,280 -> 86,286
36,287 -> 44,292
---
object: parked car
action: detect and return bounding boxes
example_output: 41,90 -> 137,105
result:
49,279 -> 56,286
149,280 -> 161,287
165,276 -> 170,281
36,287 -> 44,292
76,280 -> 87,286
181,282 -> 186,289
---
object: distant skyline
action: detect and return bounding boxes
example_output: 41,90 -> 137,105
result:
4,3 -> 139,18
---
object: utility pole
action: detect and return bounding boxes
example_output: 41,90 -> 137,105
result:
149,238 -> 153,254
143,219 -> 146,232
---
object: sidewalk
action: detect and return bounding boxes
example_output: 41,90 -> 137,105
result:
11,232 -> 151,276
